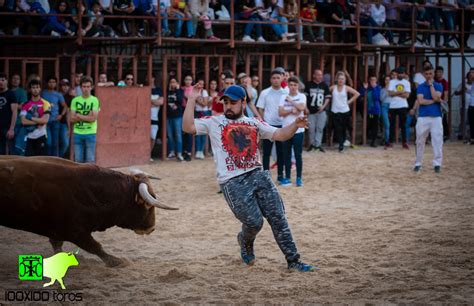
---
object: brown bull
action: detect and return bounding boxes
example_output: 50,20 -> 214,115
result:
0,156 -> 177,267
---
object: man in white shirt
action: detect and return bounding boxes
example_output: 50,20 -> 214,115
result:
387,66 -> 411,149
256,69 -> 287,184
370,0 -> 393,44
182,84 -> 316,272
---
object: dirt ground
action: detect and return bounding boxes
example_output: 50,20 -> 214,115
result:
1,142 -> 473,303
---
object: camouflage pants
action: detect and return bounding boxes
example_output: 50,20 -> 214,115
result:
220,168 -> 300,263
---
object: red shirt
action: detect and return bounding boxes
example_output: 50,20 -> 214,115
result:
300,7 -> 317,20
212,92 -> 224,114
436,78 -> 449,100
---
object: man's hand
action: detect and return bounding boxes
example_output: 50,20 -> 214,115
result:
56,114 -> 62,121
187,84 -> 202,101
295,116 -> 308,129
409,109 -> 415,116
6,129 -> 14,139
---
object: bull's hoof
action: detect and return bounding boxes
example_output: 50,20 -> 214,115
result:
104,256 -> 129,268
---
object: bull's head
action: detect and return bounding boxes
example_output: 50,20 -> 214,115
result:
129,169 -> 178,235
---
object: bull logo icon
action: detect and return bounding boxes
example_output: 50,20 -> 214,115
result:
42,249 -> 80,289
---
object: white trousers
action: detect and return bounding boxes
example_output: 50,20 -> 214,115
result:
415,117 -> 443,167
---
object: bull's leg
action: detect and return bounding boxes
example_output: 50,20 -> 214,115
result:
57,278 -> 66,290
49,239 -> 64,253
72,234 -> 127,268
43,279 -> 55,288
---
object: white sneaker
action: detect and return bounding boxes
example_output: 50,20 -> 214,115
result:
177,153 -> 184,161
195,151 -> 204,159
167,151 -> 175,159
257,36 -> 266,42
343,140 -> 351,147
414,42 -> 424,48
242,35 -> 255,42
51,30 -> 61,37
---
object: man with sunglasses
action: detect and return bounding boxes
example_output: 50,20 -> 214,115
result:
182,85 -> 316,272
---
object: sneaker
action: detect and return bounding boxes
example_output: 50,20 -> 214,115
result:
195,151 -> 204,159
242,35 -> 255,42
51,30 -> 61,37
176,153 -> 184,161
277,177 -> 284,184
384,143 -> 393,150
207,35 -> 220,41
343,140 -> 351,147
338,145 -> 344,153
402,143 -> 409,150
237,232 -> 255,266
414,41 -> 424,48
306,145 -> 315,152
183,152 -> 191,161
434,166 -> 441,173
288,260 -> 317,272
257,36 -> 266,42
413,165 -> 421,172
279,178 -> 292,186
286,32 -> 297,38
167,151 -> 176,159
315,146 -> 326,153
296,177 -> 302,187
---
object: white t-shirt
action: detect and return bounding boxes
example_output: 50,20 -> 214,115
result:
100,0 -> 111,9
388,79 -> 410,109
151,94 -> 160,121
195,115 -> 277,184
256,87 -> 287,126
194,89 -> 210,112
370,4 -> 386,25
279,92 -> 306,134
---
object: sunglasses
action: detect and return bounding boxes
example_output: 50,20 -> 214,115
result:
126,78 -> 133,80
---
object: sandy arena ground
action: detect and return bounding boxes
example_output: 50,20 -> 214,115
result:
1,142 -> 473,303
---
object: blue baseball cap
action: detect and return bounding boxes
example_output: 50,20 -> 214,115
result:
220,85 -> 246,101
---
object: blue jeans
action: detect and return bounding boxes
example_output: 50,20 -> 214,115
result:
167,117 -> 183,154
262,125 -> 284,179
173,12 -> 192,37
59,123 -> 69,158
442,10 -> 455,43
406,113 -> 415,143
360,16 -> 377,44
283,132 -> 304,179
381,103 -> 390,144
14,125 -> 27,155
161,11 -> 169,32
74,133 -> 96,163
47,121 -> 60,156
238,13 -> 263,38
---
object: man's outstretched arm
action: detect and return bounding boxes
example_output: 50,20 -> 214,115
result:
182,85 -> 201,135
272,116 -> 308,142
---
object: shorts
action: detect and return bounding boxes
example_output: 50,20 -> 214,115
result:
151,124 -> 158,140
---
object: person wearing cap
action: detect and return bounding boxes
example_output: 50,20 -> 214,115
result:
413,66 -> 444,173
182,84 -> 316,272
387,66 -> 411,150
256,69 -> 288,184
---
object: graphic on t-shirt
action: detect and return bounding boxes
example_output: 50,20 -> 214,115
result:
220,122 -> 259,171
396,84 -> 405,92
309,89 -> 325,108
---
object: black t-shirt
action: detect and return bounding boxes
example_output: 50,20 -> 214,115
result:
59,93 -> 73,124
167,89 -> 184,118
305,81 -> 331,114
0,89 -> 17,129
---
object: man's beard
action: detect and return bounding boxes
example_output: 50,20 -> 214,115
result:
225,109 -> 243,120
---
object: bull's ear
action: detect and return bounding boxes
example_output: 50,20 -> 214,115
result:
72,248 -> 80,255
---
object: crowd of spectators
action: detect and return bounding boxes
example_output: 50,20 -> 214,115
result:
1,0 -> 473,47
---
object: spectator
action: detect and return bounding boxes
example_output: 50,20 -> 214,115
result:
70,76 -> 100,163
9,73 -> 28,155
300,0 -> 325,42
133,0 -> 155,37
189,0 -> 220,40
208,79 -> 220,116
72,0 -> 100,37
406,79 -> 418,143
434,66 -> 450,141
213,74 -> 234,116
305,68 -> 330,152
360,76 -> 382,147
280,0 -> 304,42
358,0 -> 377,44
256,68 -> 287,183
113,0 -> 134,36
279,76 -> 306,187
441,0 -> 457,47
238,0 -> 266,42
124,73 -> 135,86
330,0 -> 353,43
41,76 -> 67,156
414,59 -> 433,87
169,0 -> 193,38
257,0 -> 293,41
42,1 -> 74,37
166,77 -> 184,161
237,72 -> 259,117
74,72 -> 83,96
193,78 -> 210,159
380,74 -> 393,146
454,69 -> 474,141
251,75 -> 260,90
457,0 -> 474,48
424,0 -> 441,47
182,74 -> 194,161
330,71 -> 360,153
370,0 -> 393,44
58,78 -> 72,157
158,0 -> 171,36
97,72 -> 115,87
90,1 -> 118,37
387,66 -> 410,149
150,75 -> 163,160
413,66 -> 444,173
20,79 -> 49,156
0,73 -> 18,155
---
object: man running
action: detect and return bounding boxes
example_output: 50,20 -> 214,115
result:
182,85 -> 316,272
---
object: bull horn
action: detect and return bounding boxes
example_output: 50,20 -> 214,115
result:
138,183 -> 178,210
130,168 -> 161,180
